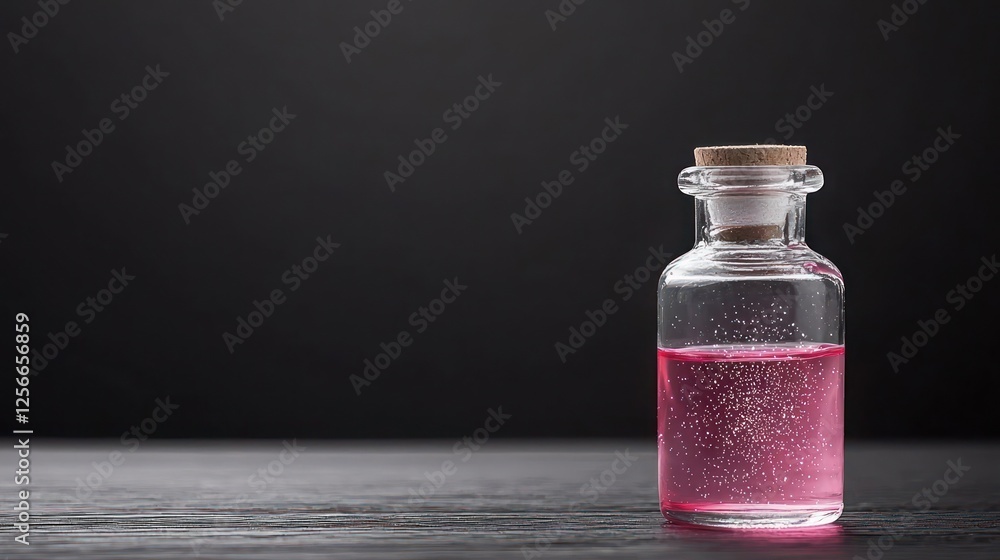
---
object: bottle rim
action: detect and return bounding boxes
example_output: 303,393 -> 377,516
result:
678,165 -> 823,196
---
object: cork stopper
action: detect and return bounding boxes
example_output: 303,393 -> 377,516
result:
692,145 -> 807,243
694,145 -> 806,166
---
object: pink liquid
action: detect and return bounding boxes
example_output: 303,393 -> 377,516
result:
657,344 -> 844,524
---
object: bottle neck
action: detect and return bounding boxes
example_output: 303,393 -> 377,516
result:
694,193 -> 806,246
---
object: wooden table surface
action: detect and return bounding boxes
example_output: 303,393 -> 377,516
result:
2,441 -> 998,559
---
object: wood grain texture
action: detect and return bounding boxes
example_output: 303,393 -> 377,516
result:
1,441 -> 998,559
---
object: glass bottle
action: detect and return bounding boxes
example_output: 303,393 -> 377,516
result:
657,146 -> 845,528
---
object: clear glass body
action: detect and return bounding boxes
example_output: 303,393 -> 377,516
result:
657,165 -> 845,528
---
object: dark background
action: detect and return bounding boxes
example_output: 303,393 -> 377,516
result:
2,1 -> 998,439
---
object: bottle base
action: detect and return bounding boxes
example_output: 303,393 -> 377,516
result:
662,502 -> 843,529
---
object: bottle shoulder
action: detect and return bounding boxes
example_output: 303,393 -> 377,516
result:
660,244 -> 844,287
